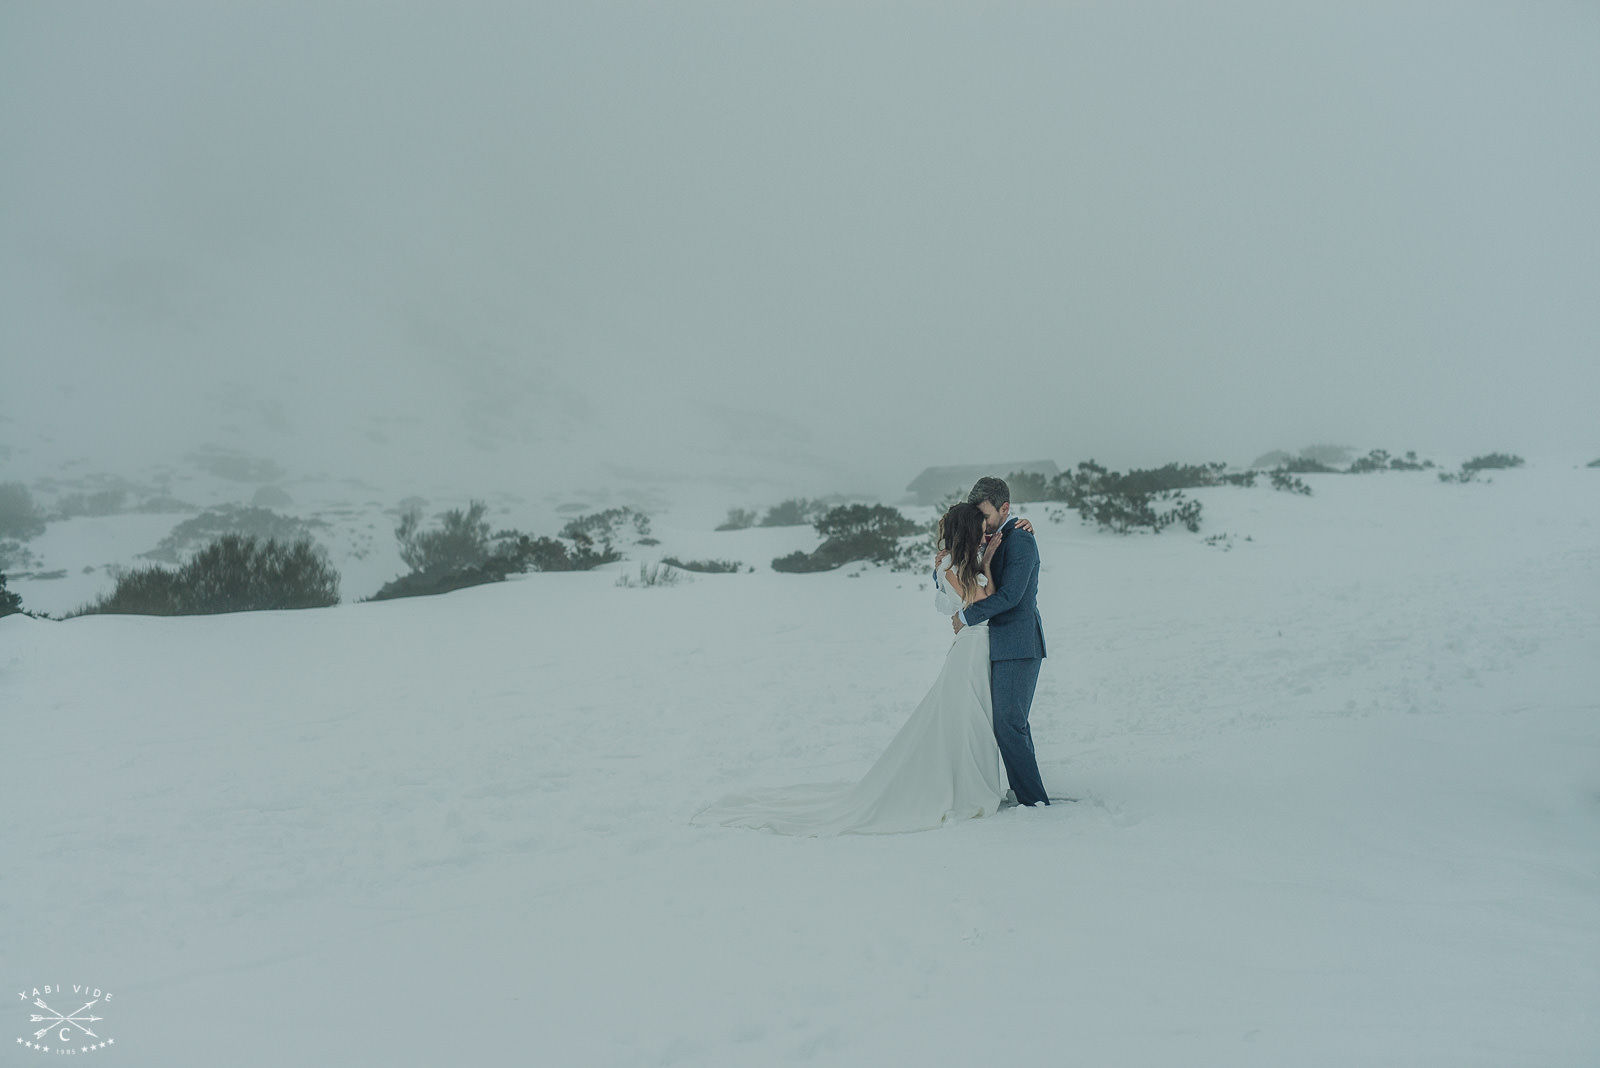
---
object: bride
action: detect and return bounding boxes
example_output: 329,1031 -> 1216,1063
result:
690,502 -> 1032,836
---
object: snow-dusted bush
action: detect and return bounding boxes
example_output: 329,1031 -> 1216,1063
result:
1346,449 -> 1435,474
367,562 -> 512,602
560,507 -> 650,550
760,498 -> 828,527
371,500 -> 511,601
76,534 -> 339,616
0,571 -> 22,618
772,504 -> 921,572
716,508 -> 757,531
396,501 -> 493,575
661,557 -> 743,573
1269,469 -> 1313,495
1042,461 -> 1206,534
1076,486 -> 1201,534
1439,453 -> 1525,483
375,503 -> 637,601
1386,450 -> 1434,471
487,531 -> 618,573
1462,453 -> 1524,472
1276,457 -> 1340,474
495,506 -> 650,572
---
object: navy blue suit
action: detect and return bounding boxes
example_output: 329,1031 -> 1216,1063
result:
940,516 -> 1050,805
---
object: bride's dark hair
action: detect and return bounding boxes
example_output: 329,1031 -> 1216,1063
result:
937,501 -> 987,600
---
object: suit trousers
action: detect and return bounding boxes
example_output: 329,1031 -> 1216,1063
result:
991,657 -> 1048,806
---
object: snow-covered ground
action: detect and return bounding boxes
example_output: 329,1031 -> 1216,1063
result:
3,466 -> 1597,1066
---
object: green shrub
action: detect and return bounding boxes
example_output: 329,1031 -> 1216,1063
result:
1461,453 -> 1524,472
1047,461 -> 1203,533
488,532 -> 619,572
0,572 -> 23,618
661,557 -> 743,573
772,550 -> 836,573
771,504 -> 921,572
1277,457 -> 1339,474
1081,489 -> 1201,534
81,565 -> 186,615
182,534 -> 340,612
373,502 -> 637,601
396,501 -> 492,574
760,498 -> 825,527
1346,449 -> 1392,474
1347,449 -> 1436,473
78,534 -> 339,616
1588,458 -> 1600,468
813,504 -> 920,541
1388,450 -> 1434,471
367,501 -> 515,601
1270,469 -> 1313,495
716,508 -> 757,531
367,561 -> 511,601
1440,453 -> 1525,483
561,507 -> 650,549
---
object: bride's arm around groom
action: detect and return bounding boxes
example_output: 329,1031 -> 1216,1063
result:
953,523 -> 1039,635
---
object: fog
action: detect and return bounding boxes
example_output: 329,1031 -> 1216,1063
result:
3,2 -> 1597,503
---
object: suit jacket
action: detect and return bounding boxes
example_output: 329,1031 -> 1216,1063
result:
945,516 -> 1047,661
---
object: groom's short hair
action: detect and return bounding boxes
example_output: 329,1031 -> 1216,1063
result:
967,477 -> 1009,509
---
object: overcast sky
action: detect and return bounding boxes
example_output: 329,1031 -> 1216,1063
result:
2,2 -> 1596,502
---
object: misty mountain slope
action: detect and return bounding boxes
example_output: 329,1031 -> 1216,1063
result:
2,469 -> 1597,1066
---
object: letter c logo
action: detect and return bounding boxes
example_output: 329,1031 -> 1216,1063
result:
60,1027 -> 71,1042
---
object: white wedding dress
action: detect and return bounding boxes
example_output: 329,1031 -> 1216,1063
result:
690,566 -> 1009,835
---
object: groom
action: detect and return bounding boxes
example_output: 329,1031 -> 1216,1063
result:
950,477 -> 1051,807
